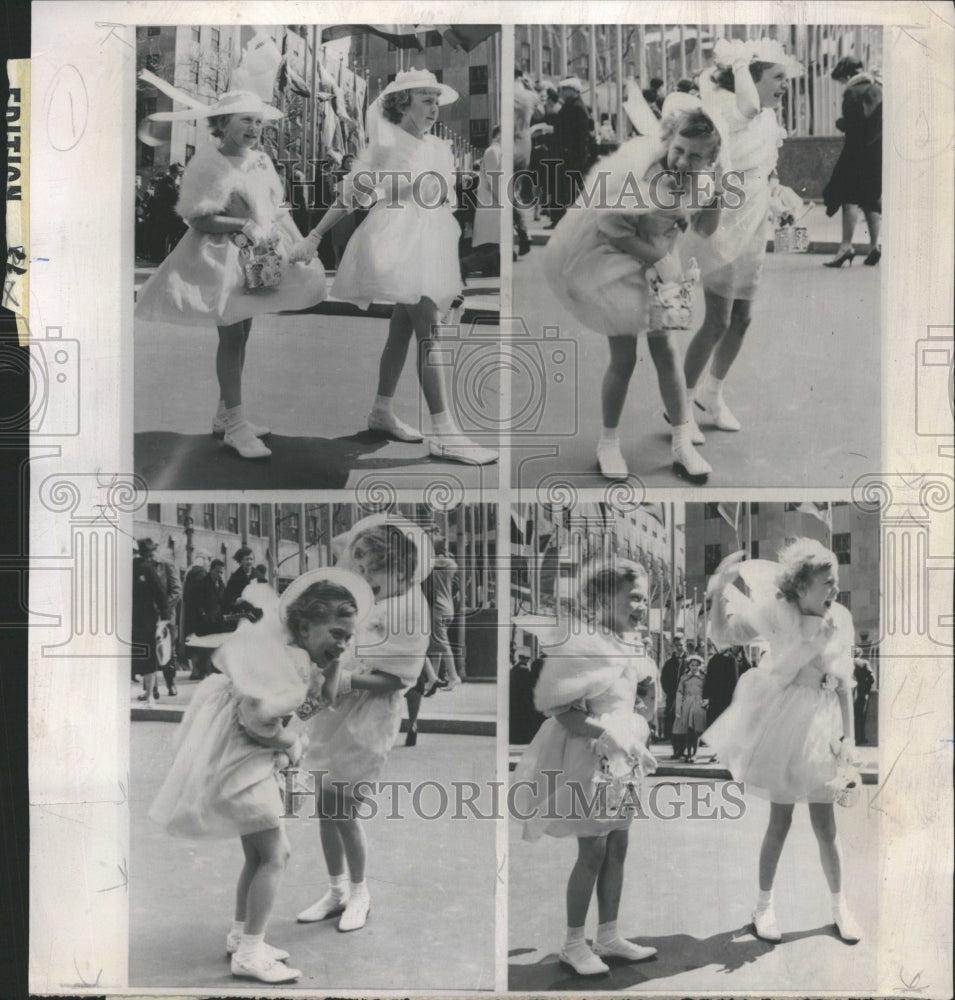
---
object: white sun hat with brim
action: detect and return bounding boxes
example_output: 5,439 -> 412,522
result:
279,567 -> 375,626
378,68 -> 459,106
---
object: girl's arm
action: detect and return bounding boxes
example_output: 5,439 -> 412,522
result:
693,190 -> 724,236
288,206 -> 350,263
601,227 -> 675,265
554,706 -> 604,740
188,213 -> 251,235
731,59 -> 761,120
349,670 -> 403,694
236,697 -> 298,749
835,678 -> 854,743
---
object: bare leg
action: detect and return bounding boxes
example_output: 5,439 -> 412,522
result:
406,297 -> 451,417
759,801 -> 795,891
216,320 -> 252,409
595,829 -> 628,924
684,290 -> 733,391
376,304 -> 415,399
863,210 -> 881,252
234,836 -> 258,922
566,836 -> 608,928
336,814 -> 367,884
318,814 -> 347,877
808,802 -> 842,893
601,337 -> 638,429
710,299 -> 752,381
241,826 -> 291,936
647,333 -> 687,425
839,204 -> 860,251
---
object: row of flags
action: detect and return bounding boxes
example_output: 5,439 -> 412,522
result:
320,24 -> 499,54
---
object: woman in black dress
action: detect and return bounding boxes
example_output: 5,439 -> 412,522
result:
822,57 -> 882,268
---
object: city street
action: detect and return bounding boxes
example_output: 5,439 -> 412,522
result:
508,775 -> 878,993
130,722 -> 496,991
510,223 -> 881,489
134,277 -> 501,491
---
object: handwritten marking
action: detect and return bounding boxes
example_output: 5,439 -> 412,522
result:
895,966 -> 928,993
46,65 -> 88,152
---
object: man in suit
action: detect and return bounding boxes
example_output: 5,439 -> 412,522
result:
660,638 -> 685,758
547,76 -> 594,226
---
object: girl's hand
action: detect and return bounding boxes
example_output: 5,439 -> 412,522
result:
289,233 -> 319,264
241,220 -> 270,245
706,550 -> 747,595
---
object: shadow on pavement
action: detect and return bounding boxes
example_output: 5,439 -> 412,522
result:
508,923 -> 840,991
135,430 -> 418,490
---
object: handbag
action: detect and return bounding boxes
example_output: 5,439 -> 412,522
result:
154,620 -> 173,667
232,231 -> 283,291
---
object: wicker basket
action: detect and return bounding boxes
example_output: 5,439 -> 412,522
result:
774,225 -> 810,253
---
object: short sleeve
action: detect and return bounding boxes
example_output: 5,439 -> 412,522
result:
355,597 -> 429,688
595,209 -> 647,242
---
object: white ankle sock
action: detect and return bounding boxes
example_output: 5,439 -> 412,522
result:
230,919 -> 245,937
671,422 -> 692,450
349,878 -> 368,896
599,427 -> 620,446
701,373 -> 724,402
596,920 -> 618,944
237,932 -> 264,957
371,395 -> 394,415
564,924 -> 586,948
222,404 -> 245,432
755,889 -> 773,913
831,891 -> 844,915
430,410 -> 458,436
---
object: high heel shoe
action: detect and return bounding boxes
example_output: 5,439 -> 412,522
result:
823,248 -> 855,268
863,247 -> 881,266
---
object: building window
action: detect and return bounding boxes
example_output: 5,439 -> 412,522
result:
469,118 -> 489,145
520,41 -> 531,73
249,504 -> 261,537
751,540 -> 759,559
202,504 -> 215,530
176,504 -> 189,526
750,502 -> 760,514
191,25 -> 200,42
227,504 -> 239,535
147,26 -> 160,36
184,143 -> 195,164
833,532 -> 851,565
146,504 -> 161,522
469,65 -> 488,95
192,60 -> 200,85
704,543 -> 723,576
210,27 -> 220,49
704,503 -> 721,519
425,30 -> 443,47
282,512 -> 300,542
542,45 -> 552,76
837,590 -> 851,610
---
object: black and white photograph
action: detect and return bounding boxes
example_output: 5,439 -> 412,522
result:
510,24 -> 882,487
508,500 -> 880,991
132,24 -> 502,491
128,501 -> 497,989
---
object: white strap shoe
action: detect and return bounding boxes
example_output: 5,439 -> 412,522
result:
367,409 -> 424,442
558,943 -> 610,976
752,905 -> 782,942
297,889 -> 349,923
833,906 -> 863,943
592,938 -> 658,962
225,933 -> 289,962
338,886 -> 371,932
230,952 -> 301,983
428,437 -> 498,466
224,421 -> 272,459
672,439 -> 711,484
596,440 -> 629,480
213,417 -> 270,438
694,396 -> 741,431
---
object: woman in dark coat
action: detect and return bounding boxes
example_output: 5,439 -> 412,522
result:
822,57 -> 882,268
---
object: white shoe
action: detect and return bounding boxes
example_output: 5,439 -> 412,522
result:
752,905 -> 782,942
224,422 -> 272,459
596,440 -> 628,480
834,907 -> 862,943
230,952 -> 301,983
593,938 -> 657,962
694,395 -> 741,431
661,409 -> 705,445
428,437 -> 498,466
672,440 -> 711,484
297,889 -> 349,923
367,409 -> 424,442
338,886 -> 371,932
213,416 -> 270,438
558,943 -> 610,976
225,933 -> 289,962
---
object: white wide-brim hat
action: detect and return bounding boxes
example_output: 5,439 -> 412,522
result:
339,513 -> 435,586
146,88 -> 284,123
279,567 -> 375,626
378,68 -> 458,106
558,76 -> 584,93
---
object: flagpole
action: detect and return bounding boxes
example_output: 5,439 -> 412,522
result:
669,502 -> 676,652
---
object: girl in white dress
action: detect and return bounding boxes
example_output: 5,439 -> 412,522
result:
135,86 -> 327,459
541,95 -> 726,484
513,560 -> 659,975
703,541 -> 864,944
681,38 -> 800,433
296,514 -> 432,932
149,568 -> 374,983
290,69 -> 496,466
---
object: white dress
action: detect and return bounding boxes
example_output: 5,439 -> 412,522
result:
703,561 -> 855,803
135,142 -> 326,326
513,630 -> 656,840
304,594 -> 429,797
332,124 -> 462,313
683,87 -> 785,300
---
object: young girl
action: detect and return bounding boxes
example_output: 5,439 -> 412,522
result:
681,38 -> 800,433
703,540 -> 863,944
297,514 -> 431,931
541,95 -> 727,484
135,84 -> 327,459
674,652 -> 707,761
290,69 -> 496,466
514,560 -> 659,975
148,568 -> 374,983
